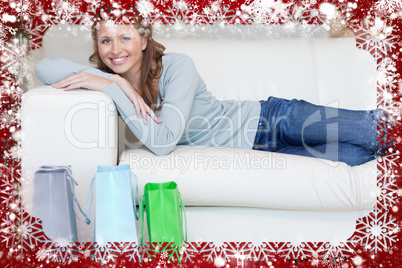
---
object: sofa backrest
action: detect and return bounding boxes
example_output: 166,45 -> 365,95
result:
160,37 -> 376,110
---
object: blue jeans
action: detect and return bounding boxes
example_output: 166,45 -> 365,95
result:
252,97 -> 379,166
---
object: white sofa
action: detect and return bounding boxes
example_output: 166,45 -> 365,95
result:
21,24 -> 378,245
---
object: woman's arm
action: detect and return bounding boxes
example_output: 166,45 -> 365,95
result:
35,58 -> 159,124
101,54 -> 199,156
108,74 -> 161,124
35,58 -> 112,84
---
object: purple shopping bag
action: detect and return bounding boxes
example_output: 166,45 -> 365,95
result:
32,165 -> 89,242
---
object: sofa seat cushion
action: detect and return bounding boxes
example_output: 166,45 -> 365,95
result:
138,206 -> 369,244
120,145 -> 377,211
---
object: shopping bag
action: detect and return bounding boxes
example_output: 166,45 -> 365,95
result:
140,181 -> 187,249
32,165 -> 90,242
86,164 -> 140,244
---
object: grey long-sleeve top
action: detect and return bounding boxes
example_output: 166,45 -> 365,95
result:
35,53 -> 261,155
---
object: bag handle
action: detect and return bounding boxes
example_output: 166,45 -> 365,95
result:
130,172 -> 140,221
140,195 -> 146,246
178,192 -> 187,243
38,166 -> 91,225
84,176 -> 96,225
84,170 -> 139,225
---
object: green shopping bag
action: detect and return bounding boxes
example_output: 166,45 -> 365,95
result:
140,181 -> 187,249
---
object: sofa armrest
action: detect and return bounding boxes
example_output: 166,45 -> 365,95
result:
21,86 -> 118,241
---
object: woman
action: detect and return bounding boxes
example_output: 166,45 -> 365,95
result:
35,18 -> 379,166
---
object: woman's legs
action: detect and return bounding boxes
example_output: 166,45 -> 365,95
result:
252,97 -> 379,165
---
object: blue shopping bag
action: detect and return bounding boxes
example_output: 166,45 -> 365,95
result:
86,164 -> 140,244
32,165 -> 90,242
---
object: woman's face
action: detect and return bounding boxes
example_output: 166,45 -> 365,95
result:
97,22 -> 147,78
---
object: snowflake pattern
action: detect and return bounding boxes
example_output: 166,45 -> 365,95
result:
352,208 -> 398,253
276,242 -> 318,264
200,2 -> 237,24
199,242 -> 236,263
0,174 -> 18,209
139,242 -> 188,264
0,95 -> 20,132
180,242 -> 199,263
377,58 -> 400,90
375,0 -> 402,19
1,17 -> 47,54
41,1 -> 83,26
2,210 -> 50,252
0,31 -> 30,85
376,174 -> 398,210
352,16 -> 398,63
84,242 -> 140,264
241,0 -> 326,25
317,241 -> 356,265
40,239 -> 81,264
241,242 -> 276,263
0,0 -> 400,267
122,242 -> 141,262
153,3 -> 198,24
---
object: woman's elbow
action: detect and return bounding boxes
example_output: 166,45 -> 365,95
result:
150,146 -> 176,156
35,58 -> 54,85
35,58 -> 67,85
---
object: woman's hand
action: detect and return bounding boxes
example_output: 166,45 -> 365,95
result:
52,72 -> 112,91
109,74 -> 161,125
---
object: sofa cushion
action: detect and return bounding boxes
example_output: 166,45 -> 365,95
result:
120,145 -> 377,211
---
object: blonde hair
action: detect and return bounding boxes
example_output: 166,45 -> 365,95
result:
89,18 -> 165,110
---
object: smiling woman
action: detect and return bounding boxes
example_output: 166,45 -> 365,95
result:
90,19 -> 165,113
97,24 -> 146,77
